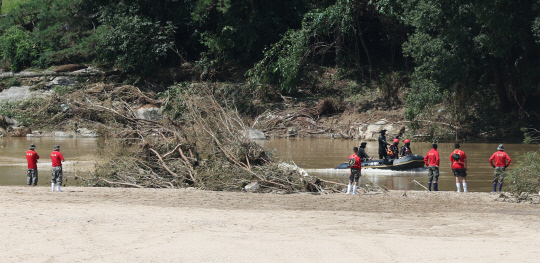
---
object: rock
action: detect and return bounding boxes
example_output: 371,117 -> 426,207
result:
355,120 -> 406,141
245,128 -> 266,140
60,104 -> 70,112
77,128 -> 99,137
278,162 -> 309,177
45,76 -> 78,87
52,131 -> 74,137
10,127 -> 32,137
134,105 -> 162,121
287,127 -> 297,137
245,181 -> 260,192
0,115 -> 7,127
4,117 -> 19,127
0,86 -> 53,103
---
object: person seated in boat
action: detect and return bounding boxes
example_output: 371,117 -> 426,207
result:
400,139 -> 413,157
358,142 -> 373,162
387,139 -> 399,159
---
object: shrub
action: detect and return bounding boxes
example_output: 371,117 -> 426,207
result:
505,152 -> 540,196
0,26 -> 37,72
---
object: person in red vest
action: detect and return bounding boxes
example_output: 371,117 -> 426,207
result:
489,144 -> 511,193
450,143 -> 468,192
346,147 -> 362,195
50,145 -> 65,192
424,143 -> 440,191
387,139 -> 399,159
25,143 -> 39,186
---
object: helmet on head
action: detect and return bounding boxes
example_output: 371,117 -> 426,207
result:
393,139 -> 399,143
29,144 -> 36,149
497,144 -> 504,150
53,145 -> 61,150
404,139 -> 410,144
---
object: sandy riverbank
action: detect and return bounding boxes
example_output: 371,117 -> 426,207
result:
1,186 -> 539,263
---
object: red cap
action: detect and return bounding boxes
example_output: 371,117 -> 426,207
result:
404,139 -> 410,143
393,138 -> 399,143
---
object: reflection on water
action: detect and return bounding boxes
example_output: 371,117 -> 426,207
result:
0,137 -> 98,186
259,139 -> 540,192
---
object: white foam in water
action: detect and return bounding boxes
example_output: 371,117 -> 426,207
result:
305,167 -> 428,177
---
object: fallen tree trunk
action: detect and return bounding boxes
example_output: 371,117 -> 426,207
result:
0,70 -> 100,79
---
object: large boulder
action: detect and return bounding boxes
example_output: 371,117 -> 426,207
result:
245,128 -> 266,140
77,128 -> 99,137
356,119 -> 406,141
0,86 -> 52,103
45,76 -> 78,87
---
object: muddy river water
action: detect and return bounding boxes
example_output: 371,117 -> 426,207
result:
0,137 -> 98,186
2,137 -> 539,192
258,139 -> 540,192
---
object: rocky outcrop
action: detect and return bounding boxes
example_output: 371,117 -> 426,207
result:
0,86 -> 52,102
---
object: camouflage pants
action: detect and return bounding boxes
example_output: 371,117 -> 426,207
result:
51,166 -> 63,185
427,166 -> 439,183
27,169 -> 38,186
493,167 -> 506,184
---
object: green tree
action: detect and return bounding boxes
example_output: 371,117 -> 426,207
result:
380,0 -> 540,136
0,25 -> 36,71
94,3 -> 176,76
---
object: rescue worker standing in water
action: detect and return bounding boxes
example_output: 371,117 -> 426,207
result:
378,130 -> 391,159
400,139 -> 413,157
489,144 -> 511,193
388,139 -> 399,159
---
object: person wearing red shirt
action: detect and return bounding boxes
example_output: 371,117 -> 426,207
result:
347,147 -> 362,195
489,144 -> 511,193
50,145 -> 65,192
424,143 -> 440,191
25,143 -> 39,186
450,143 -> 468,192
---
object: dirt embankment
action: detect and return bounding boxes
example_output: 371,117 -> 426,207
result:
2,186 -> 539,263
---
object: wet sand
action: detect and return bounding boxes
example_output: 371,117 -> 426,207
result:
1,186 -> 539,263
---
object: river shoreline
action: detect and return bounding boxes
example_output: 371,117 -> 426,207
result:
1,186 -> 539,262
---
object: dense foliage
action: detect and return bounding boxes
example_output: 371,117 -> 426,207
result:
3,0 -> 540,140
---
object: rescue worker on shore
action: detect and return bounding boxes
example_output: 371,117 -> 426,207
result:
25,143 -> 39,186
450,143 -> 468,192
378,130 -> 391,159
424,143 -> 440,191
489,144 -> 511,193
387,139 -> 399,159
358,142 -> 372,162
346,147 -> 362,195
400,139 -> 413,157
50,145 -> 65,192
